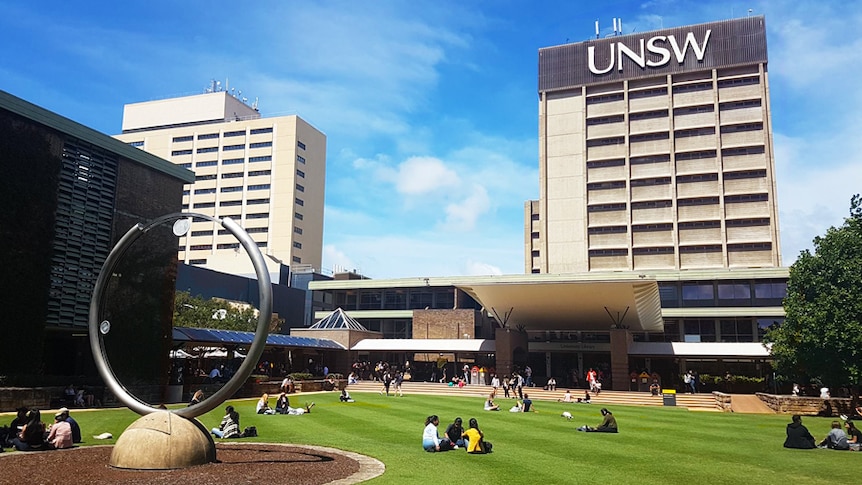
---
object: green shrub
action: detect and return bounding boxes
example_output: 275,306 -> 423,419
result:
288,372 -> 314,381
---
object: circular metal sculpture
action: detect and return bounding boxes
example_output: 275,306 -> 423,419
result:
88,212 -> 272,468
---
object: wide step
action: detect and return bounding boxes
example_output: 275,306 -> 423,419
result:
348,381 -> 720,411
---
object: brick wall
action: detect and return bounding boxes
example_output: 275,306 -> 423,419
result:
412,309 -> 477,339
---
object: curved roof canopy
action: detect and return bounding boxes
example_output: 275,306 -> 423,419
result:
456,277 -> 663,332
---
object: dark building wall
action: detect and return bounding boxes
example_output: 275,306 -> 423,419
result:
0,111 -> 64,378
176,264 -> 305,331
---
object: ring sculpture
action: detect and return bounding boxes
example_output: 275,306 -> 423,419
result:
88,213 -> 272,469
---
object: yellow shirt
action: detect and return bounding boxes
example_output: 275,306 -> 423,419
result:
462,428 -> 484,453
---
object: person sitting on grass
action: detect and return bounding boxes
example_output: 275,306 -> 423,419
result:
275,392 -> 290,414
58,408 -> 81,444
580,391 -> 591,404
445,417 -> 466,448
256,393 -> 276,415
522,393 -> 537,413
46,412 -> 73,449
211,405 -> 242,439
274,392 -> 315,415
422,415 -> 455,452
558,390 -> 573,403
819,420 -> 850,450
783,415 -> 816,449
340,389 -> 354,402
844,420 -> 861,450
188,389 -> 204,407
462,418 -> 490,454
650,379 -> 661,396
484,394 -> 500,411
12,409 -> 46,451
580,408 -> 618,433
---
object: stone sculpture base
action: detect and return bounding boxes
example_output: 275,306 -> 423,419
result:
110,411 -> 216,469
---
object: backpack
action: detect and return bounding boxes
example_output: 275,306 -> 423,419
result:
242,426 -> 258,438
482,441 -> 493,453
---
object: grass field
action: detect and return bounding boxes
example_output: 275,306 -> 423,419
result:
4,392 -> 858,484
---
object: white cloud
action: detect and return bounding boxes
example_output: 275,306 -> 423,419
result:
394,157 -> 460,196
442,184 -> 491,231
464,260 -> 504,276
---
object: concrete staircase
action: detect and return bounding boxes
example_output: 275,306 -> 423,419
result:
348,381 -> 721,412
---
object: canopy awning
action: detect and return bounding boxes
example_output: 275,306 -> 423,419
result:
628,341 -> 771,358
456,277 -> 663,332
351,339 -> 496,353
173,327 -> 346,350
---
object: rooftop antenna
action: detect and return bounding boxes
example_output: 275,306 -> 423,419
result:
613,18 -> 617,35
748,8 -> 753,16
595,19 -> 599,39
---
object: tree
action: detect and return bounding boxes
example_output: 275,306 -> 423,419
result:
764,194 -> 862,400
173,291 -> 282,333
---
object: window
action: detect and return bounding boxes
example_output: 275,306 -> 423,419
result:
246,227 -> 268,233
675,150 -> 716,161
717,76 -> 759,88
296,184 -> 304,192
223,144 -> 245,151
683,319 -> 716,342
171,149 -> 192,156
629,87 -> 667,98
222,158 -> 244,165
628,109 -> 667,121
196,160 -> 217,167
195,188 -> 216,195
631,223 -> 672,232
588,203 -> 626,212
632,247 -> 674,254
728,242 -> 772,251
588,225 -> 627,234
589,248 -> 628,256
530,213 -> 540,221
172,136 -> 193,143
587,181 -> 626,190
531,250 -> 540,257
250,127 -> 273,135
675,127 -> 715,138
718,282 -> 751,301
658,283 -> 679,307
182,190 -> 190,195
672,81 -> 711,93
678,197 -> 719,206
195,174 -> 217,181
682,282 -> 715,304
223,130 -> 245,137
179,163 -> 192,169
586,93 -> 624,104
587,158 -> 625,168
720,318 -> 754,342
296,169 -> 305,178
677,173 -> 718,183
197,133 -> 219,140
249,141 -> 272,149
190,230 -> 211,237
295,212 -> 303,220
679,220 -> 720,229
189,244 -> 212,251
292,256 -> 302,263
295,198 -> 304,206
129,141 -> 144,147
586,115 -> 624,126
248,184 -> 270,191
722,146 -> 765,157
293,226 -> 303,235
531,231 -> 540,239
297,155 -> 306,164
630,132 -> 669,142
220,200 -> 242,207
221,172 -> 243,179
631,200 -> 672,209
297,141 -> 306,150
257,242 -> 268,248
188,259 -> 207,265
630,177 -> 670,187
721,123 -> 763,134
630,154 -> 670,165
720,99 -> 761,111
248,198 -> 270,205
193,202 -> 215,209
674,105 -> 714,115
197,147 -> 218,153
248,170 -> 271,177
217,243 -> 240,250
726,218 -> 769,227
249,156 -> 271,163
247,213 -> 268,219
220,186 -> 242,193
725,193 -> 768,203
293,241 -> 302,249
586,136 -> 625,147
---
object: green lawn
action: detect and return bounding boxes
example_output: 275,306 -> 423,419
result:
5,392 -> 857,484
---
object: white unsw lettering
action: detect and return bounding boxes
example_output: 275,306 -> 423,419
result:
588,29 -> 711,75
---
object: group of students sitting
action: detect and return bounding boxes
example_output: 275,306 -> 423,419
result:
1,407 -> 82,452
784,415 -> 861,450
255,393 -> 315,415
484,391 -> 539,413
557,389 -> 592,404
422,415 -> 492,454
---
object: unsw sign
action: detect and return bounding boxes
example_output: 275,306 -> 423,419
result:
588,30 -> 711,75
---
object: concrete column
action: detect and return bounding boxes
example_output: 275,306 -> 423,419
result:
609,328 -> 631,391
494,328 -> 528,378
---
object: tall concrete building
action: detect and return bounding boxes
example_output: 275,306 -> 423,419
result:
115,89 -> 326,278
527,16 -> 781,274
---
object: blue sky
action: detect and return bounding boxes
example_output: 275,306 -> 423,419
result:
2,0 -> 860,279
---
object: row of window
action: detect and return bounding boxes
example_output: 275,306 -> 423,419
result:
588,170 -> 765,190
172,128 -> 273,144
587,218 -> 770,234
585,77 -> 760,105
587,145 -> 765,167
192,184 -> 270,195
589,242 -> 773,257
587,193 -> 769,212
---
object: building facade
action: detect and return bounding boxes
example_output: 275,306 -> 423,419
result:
0,90 -> 193,381
114,90 -> 326,279
527,16 -> 781,273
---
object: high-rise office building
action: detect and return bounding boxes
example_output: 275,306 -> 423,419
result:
527,16 -> 781,273
115,89 -> 326,278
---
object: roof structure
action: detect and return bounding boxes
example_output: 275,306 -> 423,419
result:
309,307 -> 368,331
351,339 -> 496,353
173,327 -> 345,350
